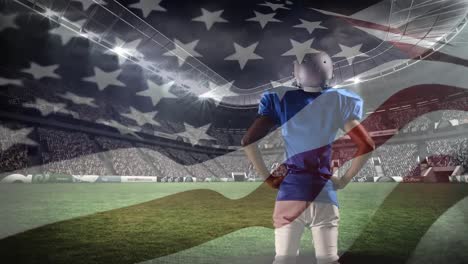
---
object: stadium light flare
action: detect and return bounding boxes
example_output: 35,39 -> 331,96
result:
111,46 -> 129,57
42,8 -> 59,18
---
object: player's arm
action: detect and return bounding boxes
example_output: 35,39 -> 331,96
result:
241,116 -> 282,188
331,119 -> 376,189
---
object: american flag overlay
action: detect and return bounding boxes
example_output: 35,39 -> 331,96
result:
0,0 -> 468,264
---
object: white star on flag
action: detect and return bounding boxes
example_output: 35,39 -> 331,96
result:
0,77 -> 22,86
129,0 -> 166,18
199,81 -> 236,102
293,19 -> 326,34
269,79 -> 298,100
333,43 -> 369,65
96,119 -> 142,139
163,39 -> 202,67
177,123 -> 216,145
192,8 -> 228,30
281,38 -> 320,63
224,42 -> 263,70
137,79 -> 177,106
258,1 -> 290,11
246,11 -> 281,29
22,98 -> 67,116
21,63 -> 60,80
49,19 -> 86,46
121,106 -> 160,127
58,92 -> 98,107
0,126 -> 37,151
62,109 -> 80,119
270,85 -> 299,100
82,67 -> 125,91
109,38 -> 144,66
0,13 -> 19,32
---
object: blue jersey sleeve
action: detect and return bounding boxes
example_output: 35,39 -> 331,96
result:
339,90 -> 363,129
258,92 -> 279,124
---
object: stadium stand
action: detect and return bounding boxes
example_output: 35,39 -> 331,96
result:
374,143 -> 419,177
95,136 -> 158,176
426,136 -> 467,167
38,127 -> 110,176
1,92 -> 467,181
136,143 -> 191,178
0,121 -> 33,175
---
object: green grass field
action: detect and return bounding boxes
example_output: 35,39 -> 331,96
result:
0,182 -> 467,264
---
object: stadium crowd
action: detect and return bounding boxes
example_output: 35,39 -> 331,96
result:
136,143 -> 190,178
426,136 -> 467,167
95,136 -> 158,176
0,120 -> 466,181
0,122 -> 31,175
38,127 -> 110,176
440,97 -> 468,125
374,143 -> 419,176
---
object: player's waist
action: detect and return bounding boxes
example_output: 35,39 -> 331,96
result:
284,163 -> 332,177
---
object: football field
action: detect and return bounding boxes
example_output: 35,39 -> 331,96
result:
0,182 -> 467,264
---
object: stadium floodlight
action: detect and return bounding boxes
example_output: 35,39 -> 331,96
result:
43,8 -> 51,16
111,46 -> 129,57
198,93 -> 211,99
43,8 -> 59,18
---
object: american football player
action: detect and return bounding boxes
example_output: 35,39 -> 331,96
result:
242,51 -> 375,264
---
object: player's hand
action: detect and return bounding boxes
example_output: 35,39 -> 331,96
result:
265,164 -> 288,189
265,175 -> 285,189
330,175 -> 347,190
